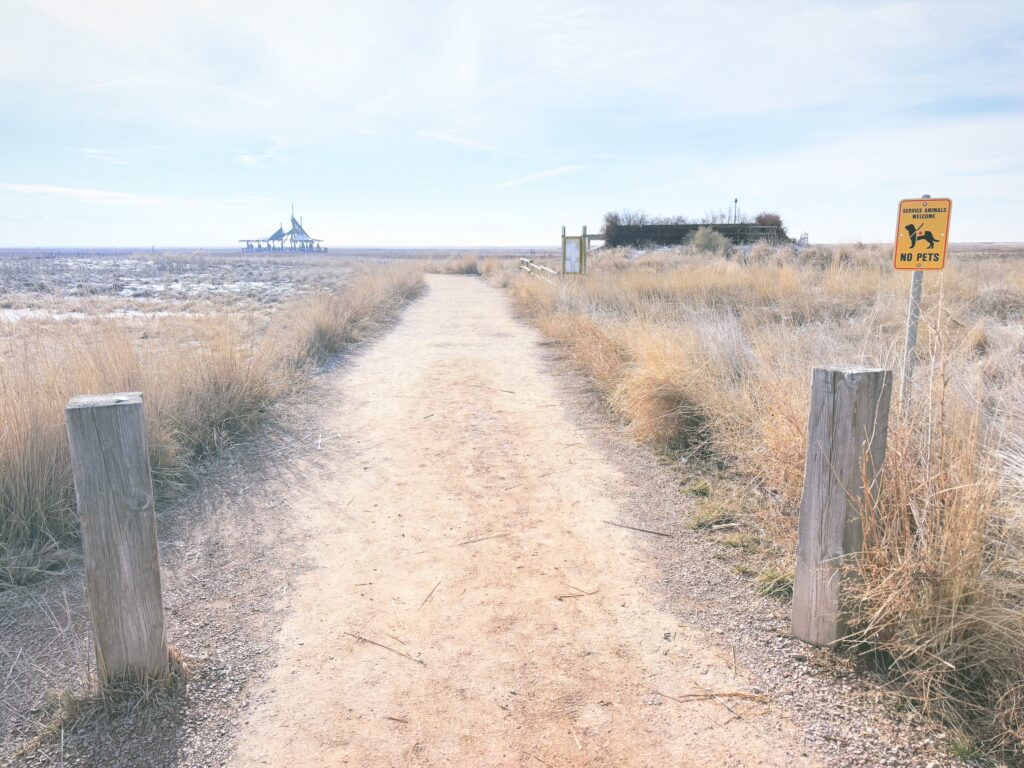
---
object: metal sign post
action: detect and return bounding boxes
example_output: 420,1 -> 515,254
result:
561,225 -> 587,275
894,195 -> 952,408
581,225 -> 588,275
901,269 -> 924,409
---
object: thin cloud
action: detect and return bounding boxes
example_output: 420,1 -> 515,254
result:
72,77 -> 204,93
237,154 -> 264,168
494,164 -> 585,189
0,183 -> 271,208
236,143 -> 286,169
236,151 -> 275,169
418,131 -> 497,152
74,147 -> 130,165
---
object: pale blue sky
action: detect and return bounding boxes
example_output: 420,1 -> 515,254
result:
1,0 -> 1022,247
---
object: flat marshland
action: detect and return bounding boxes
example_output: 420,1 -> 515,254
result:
501,242 -> 1024,754
0,250 -> 423,585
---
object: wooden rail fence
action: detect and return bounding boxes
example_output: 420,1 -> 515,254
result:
519,257 -> 557,282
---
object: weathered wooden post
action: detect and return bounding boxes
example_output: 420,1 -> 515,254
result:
66,392 -> 168,682
792,368 -> 892,647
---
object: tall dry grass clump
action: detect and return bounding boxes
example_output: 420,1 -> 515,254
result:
0,266 -> 423,586
851,339 -> 1024,752
609,325 -> 708,447
505,243 -> 1024,754
267,267 -> 423,365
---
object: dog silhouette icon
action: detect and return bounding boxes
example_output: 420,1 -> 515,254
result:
905,224 -> 940,249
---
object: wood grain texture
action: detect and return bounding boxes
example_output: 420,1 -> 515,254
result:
65,392 -> 168,681
792,368 -> 892,647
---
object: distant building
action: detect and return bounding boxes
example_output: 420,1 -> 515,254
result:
241,207 -> 325,251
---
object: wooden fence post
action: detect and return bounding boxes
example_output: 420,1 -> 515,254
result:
66,392 -> 168,682
792,368 -> 892,647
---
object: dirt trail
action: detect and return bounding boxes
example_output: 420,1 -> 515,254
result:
231,275 -> 819,767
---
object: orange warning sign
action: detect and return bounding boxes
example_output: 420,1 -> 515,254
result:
893,198 -> 952,270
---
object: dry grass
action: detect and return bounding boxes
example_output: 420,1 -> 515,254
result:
426,254 -> 482,275
502,242 -> 1024,755
422,254 -> 544,279
0,265 -> 423,585
11,645 -> 189,761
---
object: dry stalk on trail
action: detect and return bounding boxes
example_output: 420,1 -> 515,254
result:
602,520 -> 674,538
345,633 -> 425,666
418,580 -> 442,611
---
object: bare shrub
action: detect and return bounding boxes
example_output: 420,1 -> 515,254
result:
755,212 -> 784,229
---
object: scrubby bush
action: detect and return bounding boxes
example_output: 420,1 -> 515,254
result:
690,226 -> 730,253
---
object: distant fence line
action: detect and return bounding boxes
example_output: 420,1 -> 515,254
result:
606,223 -> 789,247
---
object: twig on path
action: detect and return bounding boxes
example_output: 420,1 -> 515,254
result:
692,680 -> 762,719
3,646 -> 22,687
389,593 -> 407,632
651,686 -> 766,722
467,383 -> 516,395
458,532 -> 509,546
418,580 -> 442,611
526,753 -> 554,767
653,688 -> 767,704
345,632 -> 425,666
555,590 -> 599,601
384,716 -> 409,724
423,413 -> 435,420
563,582 -> 592,595
414,531 -> 509,554
603,520 -> 674,538
651,689 -> 694,707
569,724 -> 582,750
556,583 -> 598,601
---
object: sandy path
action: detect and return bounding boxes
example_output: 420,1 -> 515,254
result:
231,275 -> 818,767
